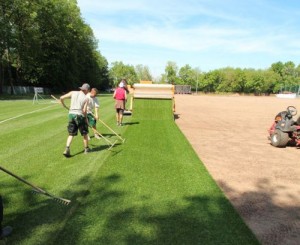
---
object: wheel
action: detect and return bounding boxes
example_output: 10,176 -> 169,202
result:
270,129 -> 290,147
287,106 -> 297,116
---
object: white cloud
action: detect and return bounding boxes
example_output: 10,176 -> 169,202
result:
78,0 -> 300,75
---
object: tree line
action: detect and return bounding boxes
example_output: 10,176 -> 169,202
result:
0,0 -> 109,94
109,61 -> 300,95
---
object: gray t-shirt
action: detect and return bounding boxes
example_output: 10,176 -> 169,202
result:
69,91 -> 87,115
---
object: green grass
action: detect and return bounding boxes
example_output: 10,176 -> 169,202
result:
0,97 -> 260,244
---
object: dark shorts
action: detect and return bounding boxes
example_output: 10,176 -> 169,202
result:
67,114 -> 88,136
87,113 -> 96,127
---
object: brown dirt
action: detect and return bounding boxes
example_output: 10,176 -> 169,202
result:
174,94 -> 300,245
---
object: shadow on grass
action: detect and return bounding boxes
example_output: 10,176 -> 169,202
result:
173,113 -> 180,120
217,179 -> 300,245
1,173 -> 124,244
123,122 -> 139,126
48,177 -> 261,245
6,174 -> 299,244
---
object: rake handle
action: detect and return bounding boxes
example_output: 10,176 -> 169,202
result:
0,166 -> 46,194
51,94 -> 69,110
90,112 -> 125,142
1,166 -> 71,205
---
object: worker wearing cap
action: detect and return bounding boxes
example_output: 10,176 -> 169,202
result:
0,195 -> 12,240
60,83 -> 90,157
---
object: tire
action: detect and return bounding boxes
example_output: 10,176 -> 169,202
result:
270,129 -> 290,147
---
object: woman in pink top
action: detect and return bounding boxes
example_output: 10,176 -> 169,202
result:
113,82 -> 127,126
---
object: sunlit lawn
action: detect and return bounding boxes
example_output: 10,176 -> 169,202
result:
0,96 -> 259,244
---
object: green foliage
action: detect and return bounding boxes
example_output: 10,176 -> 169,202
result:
178,64 -> 194,85
0,0 -> 109,93
165,61 -> 178,84
109,61 -> 139,86
160,61 -> 300,94
135,64 -> 153,81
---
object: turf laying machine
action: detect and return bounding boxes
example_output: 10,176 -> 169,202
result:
268,106 -> 300,147
127,83 -> 175,115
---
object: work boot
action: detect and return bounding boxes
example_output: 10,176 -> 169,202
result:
0,226 -> 12,239
84,147 -> 91,154
94,134 -> 101,140
63,147 -> 71,157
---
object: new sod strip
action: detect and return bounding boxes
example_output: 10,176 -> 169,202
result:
51,99 -> 260,245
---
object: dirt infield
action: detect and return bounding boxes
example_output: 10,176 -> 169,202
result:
175,94 -> 300,245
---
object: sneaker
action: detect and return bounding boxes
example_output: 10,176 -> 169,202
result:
119,123 -> 123,126
94,134 -> 101,140
63,147 -> 71,157
84,147 -> 91,154
0,226 -> 12,239
117,122 -> 119,126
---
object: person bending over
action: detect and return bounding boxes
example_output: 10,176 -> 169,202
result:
60,83 -> 90,157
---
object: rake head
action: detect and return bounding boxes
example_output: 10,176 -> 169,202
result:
32,189 -> 71,206
108,140 -> 118,151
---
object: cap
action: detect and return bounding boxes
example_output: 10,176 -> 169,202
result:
79,83 -> 90,91
119,82 -> 124,88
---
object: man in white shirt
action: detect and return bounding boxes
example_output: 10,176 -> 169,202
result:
86,88 -> 101,139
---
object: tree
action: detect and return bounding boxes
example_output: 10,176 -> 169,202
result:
178,64 -> 194,85
109,61 -> 138,86
135,64 -> 152,81
0,0 -> 109,93
164,61 -> 178,84
200,70 -> 221,93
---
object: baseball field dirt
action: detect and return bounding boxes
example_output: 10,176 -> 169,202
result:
175,94 -> 300,245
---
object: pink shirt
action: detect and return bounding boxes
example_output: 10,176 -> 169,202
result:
114,88 -> 125,100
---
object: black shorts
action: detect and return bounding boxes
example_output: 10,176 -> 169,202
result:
67,114 -> 89,136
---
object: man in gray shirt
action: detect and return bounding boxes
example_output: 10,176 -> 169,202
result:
60,83 -> 90,157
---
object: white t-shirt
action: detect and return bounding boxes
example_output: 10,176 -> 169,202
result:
86,93 -> 99,113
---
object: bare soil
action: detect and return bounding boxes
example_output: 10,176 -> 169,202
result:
175,94 -> 300,245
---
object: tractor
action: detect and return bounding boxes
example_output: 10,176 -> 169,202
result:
268,106 -> 300,147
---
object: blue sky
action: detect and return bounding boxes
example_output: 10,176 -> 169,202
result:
77,0 -> 300,78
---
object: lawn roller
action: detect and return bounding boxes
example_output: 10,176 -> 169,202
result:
0,166 -> 71,205
268,105 -> 300,147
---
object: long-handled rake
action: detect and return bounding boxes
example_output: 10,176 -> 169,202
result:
90,112 -> 126,143
51,94 -> 69,110
0,166 -> 71,205
88,125 -> 117,151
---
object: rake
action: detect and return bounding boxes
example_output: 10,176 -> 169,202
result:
90,112 -> 126,143
0,166 -> 71,205
88,125 -> 118,151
